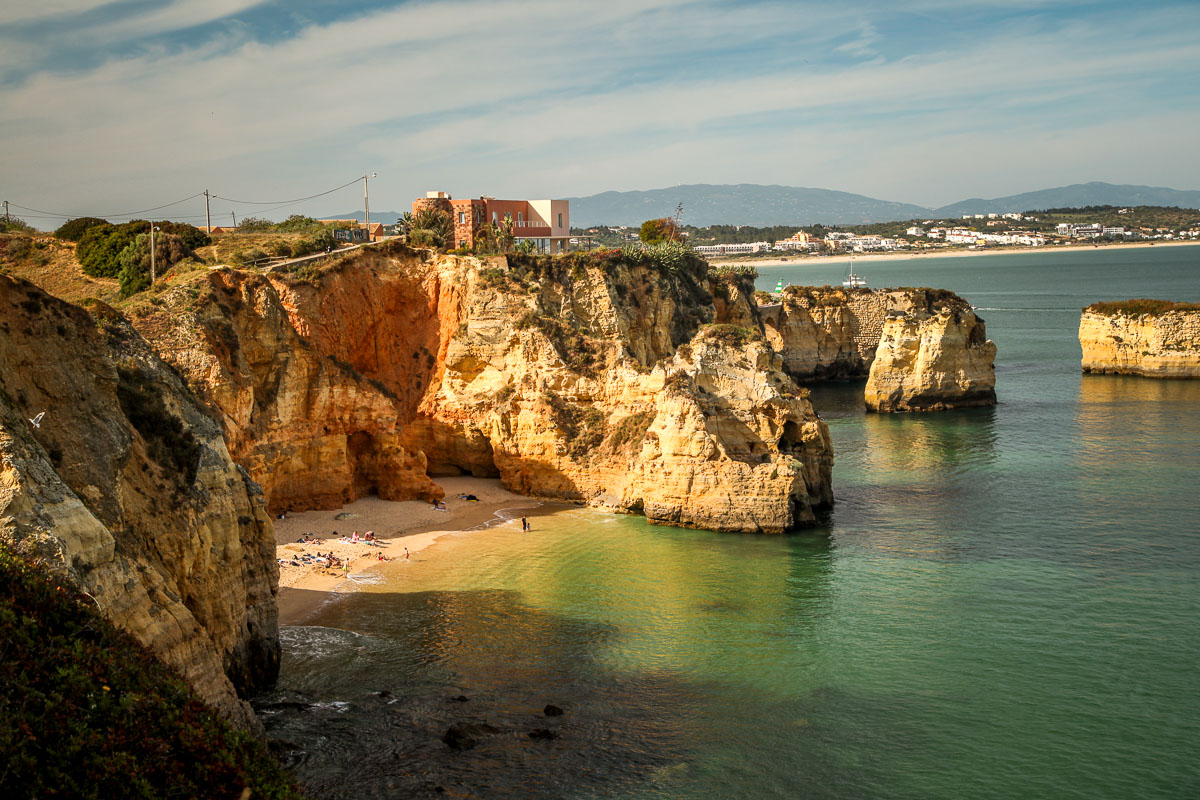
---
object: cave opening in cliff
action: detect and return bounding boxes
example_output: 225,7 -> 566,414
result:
348,431 -> 383,497
779,420 -> 803,456
426,435 -> 499,479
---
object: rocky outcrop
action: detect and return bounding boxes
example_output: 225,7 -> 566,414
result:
1079,301 -> 1200,378
127,269 -> 441,512
758,285 -> 997,412
761,286 -> 887,379
863,291 -> 997,412
0,276 -> 279,733
132,244 -> 833,533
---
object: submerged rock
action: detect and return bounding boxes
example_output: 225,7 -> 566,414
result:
443,721 -> 503,751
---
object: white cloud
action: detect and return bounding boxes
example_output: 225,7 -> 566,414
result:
2,0 -> 1197,220
0,1 -> 119,26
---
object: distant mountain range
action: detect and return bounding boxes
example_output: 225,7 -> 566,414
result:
565,182 -> 1200,228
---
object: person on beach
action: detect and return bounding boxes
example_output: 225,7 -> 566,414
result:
521,516 -> 529,531
404,547 -> 410,560
343,561 -> 351,577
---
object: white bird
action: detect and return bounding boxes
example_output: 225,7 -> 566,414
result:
28,411 -> 45,429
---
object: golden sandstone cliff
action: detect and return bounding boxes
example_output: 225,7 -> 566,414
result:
760,286 -> 997,412
1079,301 -> 1200,378
128,244 -> 834,533
0,276 -> 278,733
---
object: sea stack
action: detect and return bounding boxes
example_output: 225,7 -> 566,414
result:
863,291 -> 997,412
1079,300 -> 1200,378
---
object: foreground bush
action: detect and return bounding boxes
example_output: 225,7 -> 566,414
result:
0,547 -> 302,800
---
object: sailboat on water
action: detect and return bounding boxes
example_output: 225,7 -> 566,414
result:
842,254 -> 867,289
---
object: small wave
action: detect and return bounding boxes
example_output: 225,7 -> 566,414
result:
280,625 -> 370,658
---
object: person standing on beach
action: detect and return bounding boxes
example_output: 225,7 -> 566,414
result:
404,547 -> 410,560
521,516 -> 530,531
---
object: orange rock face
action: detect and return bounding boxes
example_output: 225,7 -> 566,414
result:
132,244 -> 834,533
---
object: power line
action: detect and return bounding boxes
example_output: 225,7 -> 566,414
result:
6,192 -> 205,221
5,176 -> 367,224
210,177 -> 362,206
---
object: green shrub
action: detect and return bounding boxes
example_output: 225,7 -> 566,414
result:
290,230 -> 336,258
0,216 -> 36,234
54,217 -> 110,241
701,323 -> 759,347
115,365 -> 202,487
0,546 -> 302,800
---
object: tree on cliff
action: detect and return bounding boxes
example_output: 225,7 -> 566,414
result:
53,217 -> 110,242
639,217 -> 683,244
407,207 -> 453,249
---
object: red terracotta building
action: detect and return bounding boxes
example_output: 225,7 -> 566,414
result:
412,190 -> 570,253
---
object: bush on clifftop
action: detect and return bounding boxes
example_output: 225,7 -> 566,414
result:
0,546 -> 302,800
1085,299 -> 1200,316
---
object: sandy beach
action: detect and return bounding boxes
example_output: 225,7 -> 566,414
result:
273,476 -> 544,624
711,239 -> 1200,270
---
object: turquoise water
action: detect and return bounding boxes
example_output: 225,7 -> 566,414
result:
260,246 -> 1200,799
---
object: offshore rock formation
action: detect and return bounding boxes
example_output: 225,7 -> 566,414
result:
759,286 -> 997,412
132,244 -> 833,533
0,276 -> 278,733
760,286 -> 888,379
864,291 -> 997,412
1079,301 -> 1200,378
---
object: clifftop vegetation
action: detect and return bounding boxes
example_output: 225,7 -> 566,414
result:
0,547 -> 301,800
1085,299 -> 1200,316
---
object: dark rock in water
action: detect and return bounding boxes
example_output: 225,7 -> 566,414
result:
543,704 -> 564,717
443,722 -> 502,751
450,694 -> 469,703
528,728 -> 559,741
374,690 -> 393,699
267,738 -> 303,755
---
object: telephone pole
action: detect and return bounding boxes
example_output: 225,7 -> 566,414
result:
204,190 -> 211,234
363,172 -> 376,239
149,224 -> 159,284
2,200 -> 9,225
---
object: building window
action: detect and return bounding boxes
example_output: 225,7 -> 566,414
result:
458,212 -> 466,224
505,213 -> 512,222
517,212 -> 523,224
492,212 -> 497,223
557,212 -> 563,228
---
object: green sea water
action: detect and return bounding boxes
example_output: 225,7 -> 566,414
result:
260,245 -> 1200,799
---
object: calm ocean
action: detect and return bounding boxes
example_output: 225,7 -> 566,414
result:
259,245 -> 1200,799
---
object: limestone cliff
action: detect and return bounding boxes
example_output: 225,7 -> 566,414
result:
758,285 -> 997,412
127,269 -> 441,512
761,286 -> 888,379
1079,301 -> 1200,378
0,276 -> 278,733
863,290 -> 997,412
131,244 -> 833,533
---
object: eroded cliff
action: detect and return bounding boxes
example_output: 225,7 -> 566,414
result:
131,244 -> 833,533
1079,301 -> 1200,378
863,290 -> 997,412
759,285 -> 997,412
0,276 -> 279,733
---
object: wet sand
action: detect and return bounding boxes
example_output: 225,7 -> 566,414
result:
274,477 -> 546,625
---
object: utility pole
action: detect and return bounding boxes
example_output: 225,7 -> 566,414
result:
232,212 -> 237,228
363,172 -> 376,239
3,200 -> 9,225
204,190 -> 211,234
149,224 -> 159,285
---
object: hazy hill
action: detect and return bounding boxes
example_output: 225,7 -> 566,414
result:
932,182 -> 1200,217
566,184 -> 930,227
567,182 -> 1200,228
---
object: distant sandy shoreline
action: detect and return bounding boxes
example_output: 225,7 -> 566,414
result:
274,477 -> 545,625
711,239 -> 1200,269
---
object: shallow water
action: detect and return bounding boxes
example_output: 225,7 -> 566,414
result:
259,245 -> 1200,799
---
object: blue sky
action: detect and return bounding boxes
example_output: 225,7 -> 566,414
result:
2,0 -> 1198,226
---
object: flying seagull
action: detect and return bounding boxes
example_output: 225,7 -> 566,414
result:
28,411 -> 45,429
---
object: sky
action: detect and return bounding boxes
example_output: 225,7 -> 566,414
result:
2,0 -> 1199,227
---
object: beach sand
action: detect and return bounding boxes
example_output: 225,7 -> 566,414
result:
274,476 -> 545,624
711,239 -> 1200,270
